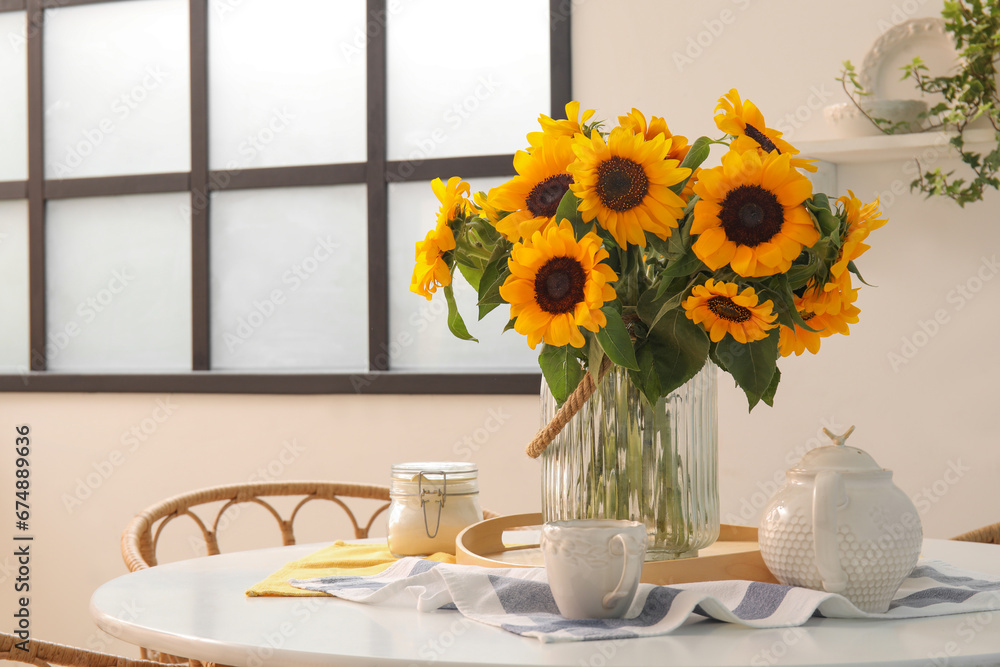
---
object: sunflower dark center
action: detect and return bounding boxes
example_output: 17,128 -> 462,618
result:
526,173 -> 574,218
707,296 -> 752,323
595,156 -> 649,211
534,256 -> 586,315
800,311 -> 816,321
744,123 -> 779,153
719,184 -> 784,247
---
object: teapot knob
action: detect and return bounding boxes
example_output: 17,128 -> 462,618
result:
813,470 -> 849,594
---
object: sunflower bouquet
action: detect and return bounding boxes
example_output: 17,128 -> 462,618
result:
410,90 -> 886,411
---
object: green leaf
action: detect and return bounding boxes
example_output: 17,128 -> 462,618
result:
539,344 -> 585,405
641,274 -> 704,331
502,318 -> 517,333
755,275 -> 820,333
596,306 -> 639,371
444,284 -> 478,342
645,309 -> 709,397
554,189 -> 593,237
847,260 -> 876,287
476,243 -> 511,320
716,334 -> 779,410
761,366 -> 781,408
629,344 -> 661,409
456,261 -> 482,292
587,334 -> 605,383
805,196 -> 840,237
669,136 -> 712,196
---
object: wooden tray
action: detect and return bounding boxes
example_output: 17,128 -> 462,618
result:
455,513 -> 779,585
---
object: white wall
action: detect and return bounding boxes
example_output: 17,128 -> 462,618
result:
4,0 -> 1000,658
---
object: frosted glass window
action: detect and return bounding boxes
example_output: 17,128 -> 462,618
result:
208,0 -> 367,170
210,185 -> 368,371
43,0 -> 191,179
388,179 -> 538,372
0,201 -> 29,372
0,12 -> 27,181
46,193 -> 192,371
387,0 -> 550,161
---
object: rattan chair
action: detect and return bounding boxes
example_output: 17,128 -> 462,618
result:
0,632 -> 164,667
952,521 -> 1000,545
120,481 -> 401,572
120,480 -> 497,666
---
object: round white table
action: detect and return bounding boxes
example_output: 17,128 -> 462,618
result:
90,538 -> 1000,667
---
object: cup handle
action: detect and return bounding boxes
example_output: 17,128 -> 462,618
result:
602,533 -> 635,609
813,470 -> 848,594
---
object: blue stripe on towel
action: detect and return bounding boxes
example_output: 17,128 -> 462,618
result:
889,586 -> 979,609
732,582 -> 795,620
489,575 -> 561,615
909,565 -> 1000,592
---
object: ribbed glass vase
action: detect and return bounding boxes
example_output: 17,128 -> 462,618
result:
540,361 -> 720,561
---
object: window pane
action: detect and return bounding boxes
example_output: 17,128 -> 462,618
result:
388,178 -> 538,372
208,0 -> 367,170
0,201 -> 29,372
386,0 -> 550,161
0,12 -> 27,181
43,0 -> 191,179
210,185 -> 368,371
46,193 -> 192,371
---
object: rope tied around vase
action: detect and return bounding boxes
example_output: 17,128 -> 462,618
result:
525,356 -> 614,459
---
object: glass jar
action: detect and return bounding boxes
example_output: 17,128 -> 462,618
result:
387,462 -> 482,557
540,362 -> 719,561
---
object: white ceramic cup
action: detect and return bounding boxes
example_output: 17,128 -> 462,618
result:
540,519 -> 647,619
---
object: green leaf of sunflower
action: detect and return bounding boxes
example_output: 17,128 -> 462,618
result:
717,333 -> 779,411
805,195 -> 841,238
596,306 -> 639,371
645,309 -> 709,397
555,189 -> 593,237
444,284 -> 478,342
629,344 -> 661,409
761,366 -> 781,408
539,343 -> 585,405
669,136 -> 712,196
476,243 -> 511,320
456,261 -> 483,292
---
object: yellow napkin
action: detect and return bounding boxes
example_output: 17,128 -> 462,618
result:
245,541 -> 456,597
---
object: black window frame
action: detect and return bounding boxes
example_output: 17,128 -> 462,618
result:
0,0 -> 572,394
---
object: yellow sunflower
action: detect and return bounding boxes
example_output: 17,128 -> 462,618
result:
488,134 -> 576,242
691,149 -> 819,277
410,225 -> 456,300
569,126 -> 690,248
431,176 -> 473,228
682,278 -> 778,344
498,220 -> 618,349
715,89 -> 798,156
473,188 -> 502,225
527,101 -> 596,150
828,190 -> 887,289
715,89 -> 816,173
778,280 -> 860,357
618,108 -> 697,199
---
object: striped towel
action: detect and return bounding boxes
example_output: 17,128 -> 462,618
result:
290,558 -> 1000,643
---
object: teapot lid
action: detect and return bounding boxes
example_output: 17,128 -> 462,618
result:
791,426 -> 885,473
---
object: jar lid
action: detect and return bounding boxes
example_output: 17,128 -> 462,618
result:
391,462 -> 478,482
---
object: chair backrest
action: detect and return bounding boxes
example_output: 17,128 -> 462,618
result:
121,481 -> 393,572
952,521 -> 1000,545
0,631 -> 164,666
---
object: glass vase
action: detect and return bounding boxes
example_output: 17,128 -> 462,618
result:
540,361 -> 719,561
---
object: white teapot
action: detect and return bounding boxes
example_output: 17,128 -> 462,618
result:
758,427 -> 922,612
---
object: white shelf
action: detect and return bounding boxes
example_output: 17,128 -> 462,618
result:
796,128 -> 995,164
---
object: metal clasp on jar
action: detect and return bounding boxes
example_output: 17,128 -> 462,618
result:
418,470 -> 448,538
